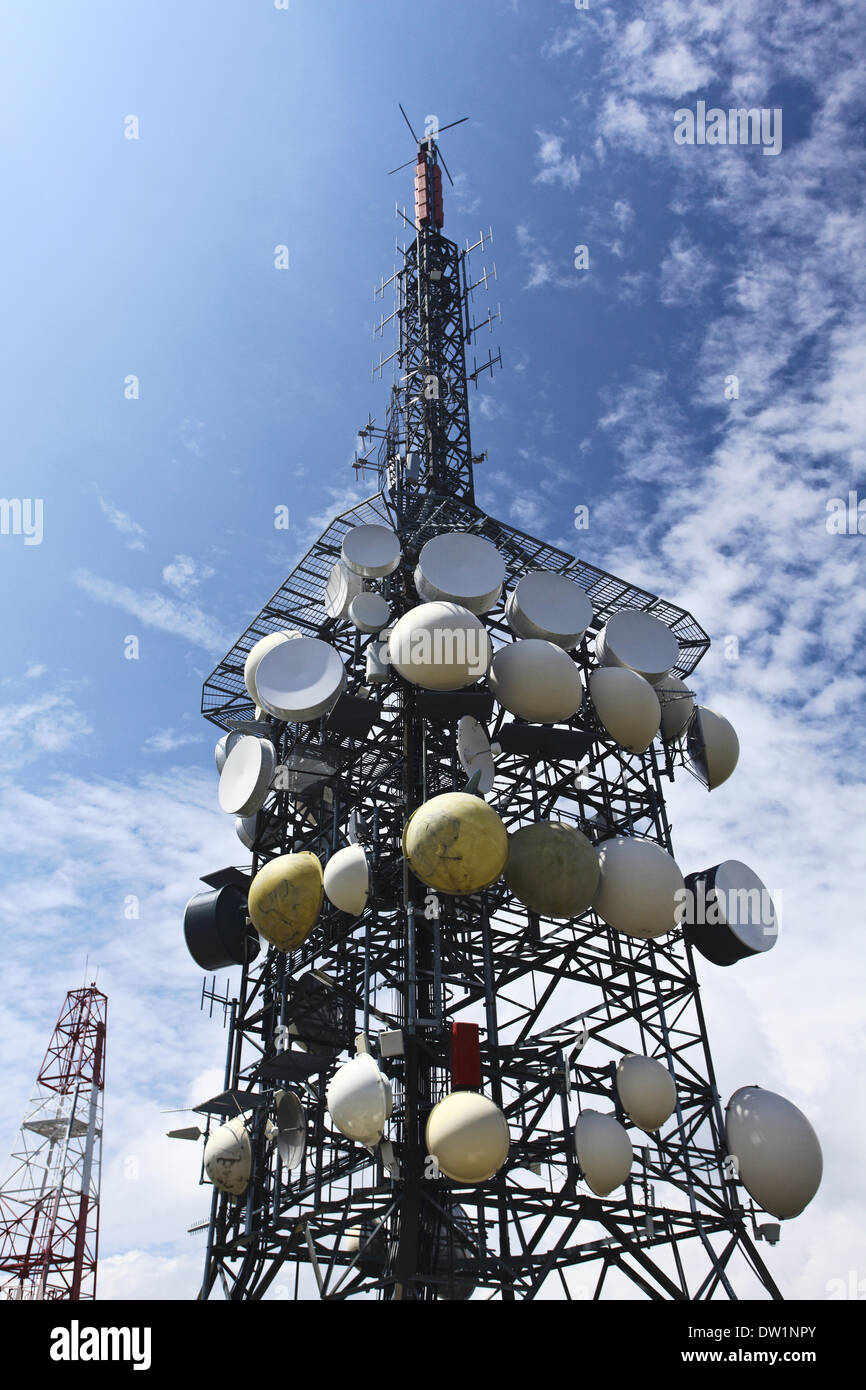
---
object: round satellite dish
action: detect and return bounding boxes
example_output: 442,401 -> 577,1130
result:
235,815 -> 257,850
255,637 -> 346,723
204,1115 -> 251,1197
457,716 -> 496,794
505,572 -> 593,649
488,639 -> 583,724
248,851 -> 323,951
589,667 -> 661,754
688,707 -> 739,789
594,836 -> 685,939
403,792 -> 509,896
504,821 -> 599,918
274,1090 -> 306,1171
183,884 -> 258,972
388,602 -> 491,690
682,860 -> 778,966
324,560 -> 364,621
235,813 -> 280,853
595,610 -> 679,683
341,523 -> 401,578
725,1086 -> 822,1220
653,674 -> 695,743
415,532 -> 505,615
323,843 -> 370,916
426,1092 -> 510,1184
575,1111 -> 633,1196
244,631 -> 299,705
218,737 -> 277,816
215,728 -> 244,773
348,591 -> 391,634
327,1053 -> 393,1146
616,1056 -> 677,1133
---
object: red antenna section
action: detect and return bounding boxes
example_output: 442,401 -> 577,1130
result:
0,985 -> 107,1300
414,147 -> 444,229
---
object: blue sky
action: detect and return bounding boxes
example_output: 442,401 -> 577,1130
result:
0,0 -> 864,1299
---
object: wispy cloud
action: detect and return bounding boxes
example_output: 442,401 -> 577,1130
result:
515,223 -> 580,292
73,570 -> 232,654
143,728 -> 203,754
98,497 -> 147,551
0,691 -> 92,763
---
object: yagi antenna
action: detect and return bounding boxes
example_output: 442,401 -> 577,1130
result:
398,102 -> 419,143
388,106 -> 469,185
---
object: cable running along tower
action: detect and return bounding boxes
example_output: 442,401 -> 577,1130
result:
183,118 -> 820,1301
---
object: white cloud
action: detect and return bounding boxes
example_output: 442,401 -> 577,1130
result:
143,728 -> 203,754
73,570 -> 232,654
0,690 -> 92,764
516,224 -> 580,292
98,497 -> 147,551
24,663 -> 46,679
162,554 -> 215,595
534,132 -> 581,190
658,232 -> 713,305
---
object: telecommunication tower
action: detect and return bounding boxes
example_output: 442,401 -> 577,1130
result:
0,985 -> 107,1300
180,116 -> 820,1300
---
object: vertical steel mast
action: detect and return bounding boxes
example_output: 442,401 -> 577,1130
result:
189,128 -> 787,1301
0,985 -> 107,1301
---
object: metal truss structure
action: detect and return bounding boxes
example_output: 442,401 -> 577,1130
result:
0,985 -> 107,1301
190,132 -> 782,1301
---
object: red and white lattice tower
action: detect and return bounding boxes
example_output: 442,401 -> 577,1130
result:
0,985 -> 107,1300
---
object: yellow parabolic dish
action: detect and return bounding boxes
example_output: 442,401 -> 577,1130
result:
403,792 -> 509,895
248,852 -> 323,951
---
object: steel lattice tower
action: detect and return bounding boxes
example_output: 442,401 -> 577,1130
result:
188,132 -> 783,1301
0,985 -> 107,1301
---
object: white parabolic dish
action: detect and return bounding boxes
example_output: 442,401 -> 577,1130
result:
589,666 -> 661,754
244,630 -> 299,704
255,637 -> 347,722
689,706 -> 739,789
616,1055 -> 677,1132
505,571 -> 593,649
341,523 -> 401,578
489,639 -> 583,723
323,560 -> 364,621
388,602 -> 491,690
415,531 -> 505,615
594,836 -> 685,939
595,610 -> 680,683
456,716 -> 496,794
425,1091 -> 510,1185
323,844 -> 370,916
687,859 -> 778,958
653,674 -> 695,743
725,1086 -> 822,1219
215,728 -> 244,772
204,1115 -> 251,1196
327,1054 -> 393,1146
348,591 -> 391,634
574,1111 -> 633,1197
218,736 -> 277,816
